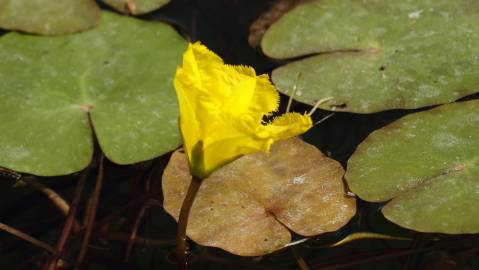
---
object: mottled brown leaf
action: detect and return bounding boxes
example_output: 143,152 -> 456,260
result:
163,138 -> 356,256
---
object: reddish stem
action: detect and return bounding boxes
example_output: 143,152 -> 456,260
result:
176,176 -> 202,269
124,203 -> 149,262
46,168 -> 90,270
76,155 -> 105,268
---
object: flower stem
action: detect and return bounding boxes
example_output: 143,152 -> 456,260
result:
176,176 -> 202,269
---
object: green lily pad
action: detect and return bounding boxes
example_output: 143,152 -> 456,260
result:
101,0 -> 170,15
0,0 -> 101,35
163,138 -> 356,256
261,0 -> 479,113
345,100 -> 479,233
0,11 -> 186,176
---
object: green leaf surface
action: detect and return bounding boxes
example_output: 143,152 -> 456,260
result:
101,0 -> 170,15
0,0 -> 101,35
0,12 -> 186,176
262,0 -> 479,113
345,100 -> 479,233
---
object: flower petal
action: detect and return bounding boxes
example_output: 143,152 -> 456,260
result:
249,74 -> 280,116
221,71 -> 279,122
219,65 -> 257,116
200,112 -> 311,176
260,112 -> 313,144
202,133 -> 272,176
173,42 -> 313,178
174,71 -> 200,164
174,42 -> 225,160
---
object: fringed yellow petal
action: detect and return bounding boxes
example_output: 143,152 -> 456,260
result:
179,43 -> 221,94
184,42 -> 231,108
249,74 -> 280,117
185,42 -> 224,79
262,112 -> 313,141
228,64 -> 256,77
196,112 -> 310,176
221,65 -> 257,115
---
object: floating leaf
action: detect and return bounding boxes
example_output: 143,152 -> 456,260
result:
101,0 -> 170,15
0,0 -> 101,35
248,0 -> 309,47
0,12 -> 186,176
163,138 -> 356,256
345,100 -> 479,233
261,0 -> 479,113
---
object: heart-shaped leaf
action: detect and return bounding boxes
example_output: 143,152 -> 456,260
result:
345,100 -> 479,233
101,0 -> 170,15
261,0 -> 479,113
0,0 -> 101,35
162,138 -> 356,256
0,11 -> 186,176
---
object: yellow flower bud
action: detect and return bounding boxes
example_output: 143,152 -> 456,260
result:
174,42 -> 312,178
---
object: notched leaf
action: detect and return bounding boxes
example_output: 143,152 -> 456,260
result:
0,12 -> 186,176
162,137 -> 356,256
262,0 -> 479,113
346,100 -> 479,233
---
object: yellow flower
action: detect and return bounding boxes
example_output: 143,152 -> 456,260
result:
174,42 -> 312,178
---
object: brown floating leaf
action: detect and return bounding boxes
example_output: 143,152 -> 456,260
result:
162,137 -> 356,256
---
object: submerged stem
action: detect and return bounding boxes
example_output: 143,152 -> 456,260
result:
46,168 -> 89,270
76,155 -> 104,268
0,222 -> 77,267
176,176 -> 203,270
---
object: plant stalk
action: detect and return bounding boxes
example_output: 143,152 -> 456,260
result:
46,168 -> 90,270
76,155 -> 104,268
0,222 -> 77,267
176,176 -> 202,270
